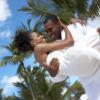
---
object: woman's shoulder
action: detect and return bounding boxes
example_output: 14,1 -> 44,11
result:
34,43 -> 47,52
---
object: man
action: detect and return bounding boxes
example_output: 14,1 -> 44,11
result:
43,15 -> 100,100
44,15 -> 87,76
44,15 -> 85,42
44,15 -> 74,47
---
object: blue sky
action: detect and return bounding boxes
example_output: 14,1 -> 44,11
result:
0,0 -> 36,96
0,0 -> 100,97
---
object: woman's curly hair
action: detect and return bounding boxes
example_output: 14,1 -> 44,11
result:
14,30 -> 33,53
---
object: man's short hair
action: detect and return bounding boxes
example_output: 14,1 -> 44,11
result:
44,15 -> 59,24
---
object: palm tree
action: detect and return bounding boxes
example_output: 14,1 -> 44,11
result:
19,0 -> 100,23
15,64 -> 69,100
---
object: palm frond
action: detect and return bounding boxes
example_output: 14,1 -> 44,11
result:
88,0 -> 100,18
18,0 -> 53,17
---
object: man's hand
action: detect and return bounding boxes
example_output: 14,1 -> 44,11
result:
43,58 -> 59,77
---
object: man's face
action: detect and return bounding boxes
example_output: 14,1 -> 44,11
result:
44,20 -> 62,40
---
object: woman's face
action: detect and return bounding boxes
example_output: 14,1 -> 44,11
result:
31,32 -> 46,44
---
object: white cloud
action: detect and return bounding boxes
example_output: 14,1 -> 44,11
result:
1,75 -> 23,95
87,11 -> 100,28
0,30 -> 11,38
61,87 -> 67,95
80,94 -> 88,100
0,0 -> 11,22
1,75 -> 22,85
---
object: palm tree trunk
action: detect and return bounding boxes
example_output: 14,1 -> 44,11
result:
21,62 -> 36,100
27,78 -> 36,100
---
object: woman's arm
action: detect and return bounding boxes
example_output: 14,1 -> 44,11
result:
35,34 -> 74,53
34,45 -> 59,77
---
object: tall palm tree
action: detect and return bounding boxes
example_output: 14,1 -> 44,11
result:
15,64 -> 84,100
15,64 -> 69,100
